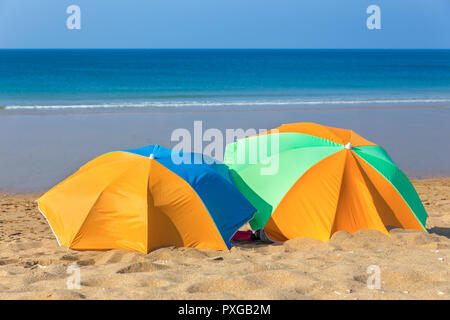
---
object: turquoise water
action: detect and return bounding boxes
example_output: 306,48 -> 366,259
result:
1,49 -> 450,110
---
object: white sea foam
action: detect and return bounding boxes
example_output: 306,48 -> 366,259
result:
4,98 -> 450,110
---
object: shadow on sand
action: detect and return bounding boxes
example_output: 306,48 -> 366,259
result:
428,226 -> 450,239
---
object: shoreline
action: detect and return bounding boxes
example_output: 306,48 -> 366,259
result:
1,102 -> 449,117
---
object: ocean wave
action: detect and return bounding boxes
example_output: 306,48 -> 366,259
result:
4,98 -> 450,110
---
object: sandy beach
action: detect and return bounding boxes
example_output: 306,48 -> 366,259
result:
0,178 -> 448,300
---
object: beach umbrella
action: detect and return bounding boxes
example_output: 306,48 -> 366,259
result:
224,122 -> 428,242
38,145 -> 255,253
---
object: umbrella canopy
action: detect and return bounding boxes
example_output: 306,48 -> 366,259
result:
224,122 -> 428,242
38,145 -> 255,253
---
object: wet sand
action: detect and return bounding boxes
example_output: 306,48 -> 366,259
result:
1,105 -> 450,192
0,178 -> 448,300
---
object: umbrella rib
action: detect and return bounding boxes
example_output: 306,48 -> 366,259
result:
328,152 -> 348,238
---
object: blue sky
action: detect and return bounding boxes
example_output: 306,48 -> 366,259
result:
0,0 -> 449,49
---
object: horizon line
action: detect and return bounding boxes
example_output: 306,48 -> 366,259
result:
1,48 -> 450,50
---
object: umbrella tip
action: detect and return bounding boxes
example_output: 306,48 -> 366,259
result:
345,142 -> 352,150
149,153 -> 155,159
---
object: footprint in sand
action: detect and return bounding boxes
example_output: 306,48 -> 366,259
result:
76,259 -> 96,266
0,259 -> 19,266
116,262 -> 170,274
60,254 -> 79,262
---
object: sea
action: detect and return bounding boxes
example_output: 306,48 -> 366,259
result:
1,49 -> 450,111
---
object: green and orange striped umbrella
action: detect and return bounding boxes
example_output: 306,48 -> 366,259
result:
224,122 -> 428,242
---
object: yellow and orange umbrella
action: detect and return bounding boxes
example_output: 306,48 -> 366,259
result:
38,145 -> 255,253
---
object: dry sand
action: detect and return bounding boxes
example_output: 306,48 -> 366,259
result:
0,178 -> 449,300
